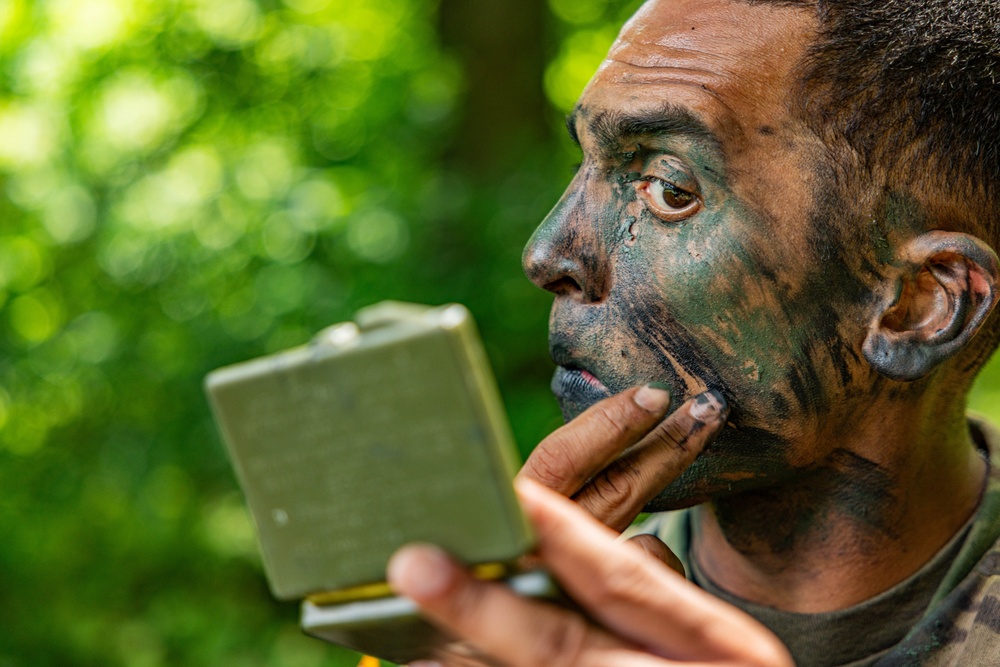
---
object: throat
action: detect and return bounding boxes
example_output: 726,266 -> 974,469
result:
691,441 -> 986,613
714,448 -> 898,556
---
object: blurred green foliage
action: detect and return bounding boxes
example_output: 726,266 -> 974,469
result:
0,0 -> 643,664
1,0 -> 998,665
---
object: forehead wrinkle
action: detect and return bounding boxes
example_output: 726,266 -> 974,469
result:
600,56 -> 740,121
607,72 -> 737,120
609,41 -> 740,75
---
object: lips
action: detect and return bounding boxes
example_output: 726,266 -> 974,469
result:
551,366 -> 613,420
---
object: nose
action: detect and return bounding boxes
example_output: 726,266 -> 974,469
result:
522,184 -> 610,302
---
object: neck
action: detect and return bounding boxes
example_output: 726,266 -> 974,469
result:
691,391 -> 986,613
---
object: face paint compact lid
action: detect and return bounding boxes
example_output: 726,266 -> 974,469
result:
204,301 -> 533,601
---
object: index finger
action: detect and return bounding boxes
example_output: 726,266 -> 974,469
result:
517,385 -> 672,496
572,390 -> 728,531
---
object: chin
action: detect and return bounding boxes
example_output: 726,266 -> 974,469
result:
550,365 -> 798,509
556,397 -> 589,423
642,424 -> 796,511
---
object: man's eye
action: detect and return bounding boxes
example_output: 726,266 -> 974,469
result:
635,177 -> 700,222
647,178 -> 693,208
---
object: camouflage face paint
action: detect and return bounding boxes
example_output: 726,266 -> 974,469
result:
523,0 -> 891,512
709,448 -> 898,556
526,0 -> 996,615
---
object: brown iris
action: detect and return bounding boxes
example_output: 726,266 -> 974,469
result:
636,177 -> 700,223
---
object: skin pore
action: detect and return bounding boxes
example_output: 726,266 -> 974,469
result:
522,0 -> 990,612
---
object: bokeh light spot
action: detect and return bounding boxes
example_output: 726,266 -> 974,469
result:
9,290 -> 62,344
287,177 -> 346,232
200,493 -> 258,560
90,69 -> 202,159
47,0 -> 132,51
257,24 -> 337,72
14,39 -> 81,96
345,208 -> 409,263
261,212 -> 314,263
120,144 -> 224,230
0,102 -> 58,167
68,311 -> 120,364
236,139 -> 296,202
40,183 -> 97,244
3,413 -> 46,455
192,0 -> 262,48
0,236 -> 48,291
0,0 -> 26,47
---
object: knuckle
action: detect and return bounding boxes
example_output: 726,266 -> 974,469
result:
579,458 -> 652,526
525,443 -> 581,490
599,458 -> 648,502
650,419 -> 692,453
609,457 -> 647,489
586,466 -> 635,511
589,402 -> 633,441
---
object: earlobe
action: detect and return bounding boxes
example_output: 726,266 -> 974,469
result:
863,231 -> 999,382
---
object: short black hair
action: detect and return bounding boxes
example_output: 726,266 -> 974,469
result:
753,0 -> 999,226
750,0 -> 1000,370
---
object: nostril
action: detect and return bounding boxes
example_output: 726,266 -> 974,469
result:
543,276 -> 583,296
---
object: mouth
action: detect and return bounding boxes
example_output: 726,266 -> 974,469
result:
551,366 -> 613,415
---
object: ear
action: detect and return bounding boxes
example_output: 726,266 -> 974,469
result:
863,231 -> 999,381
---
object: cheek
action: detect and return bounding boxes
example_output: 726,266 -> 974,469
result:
614,202 -> 836,433
621,200 -> 788,353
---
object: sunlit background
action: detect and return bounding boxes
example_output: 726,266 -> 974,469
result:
1,0 -> 999,665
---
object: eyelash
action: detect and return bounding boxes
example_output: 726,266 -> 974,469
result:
571,151 -> 701,222
640,175 -> 690,196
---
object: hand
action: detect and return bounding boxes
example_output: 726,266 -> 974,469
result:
519,386 -> 728,576
388,479 -> 793,667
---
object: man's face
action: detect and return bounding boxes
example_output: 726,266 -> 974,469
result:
524,0 -> 880,509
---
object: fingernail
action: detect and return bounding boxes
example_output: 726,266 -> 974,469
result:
387,545 -> 453,599
690,389 -> 728,422
634,383 -> 671,413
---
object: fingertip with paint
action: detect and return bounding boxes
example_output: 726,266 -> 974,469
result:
634,383 -> 672,413
690,389 -> 728,422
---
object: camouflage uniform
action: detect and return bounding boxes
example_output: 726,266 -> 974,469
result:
636,418 -> 1000,666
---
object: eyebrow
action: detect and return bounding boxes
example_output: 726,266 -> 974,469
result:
565,104 -> 720,155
